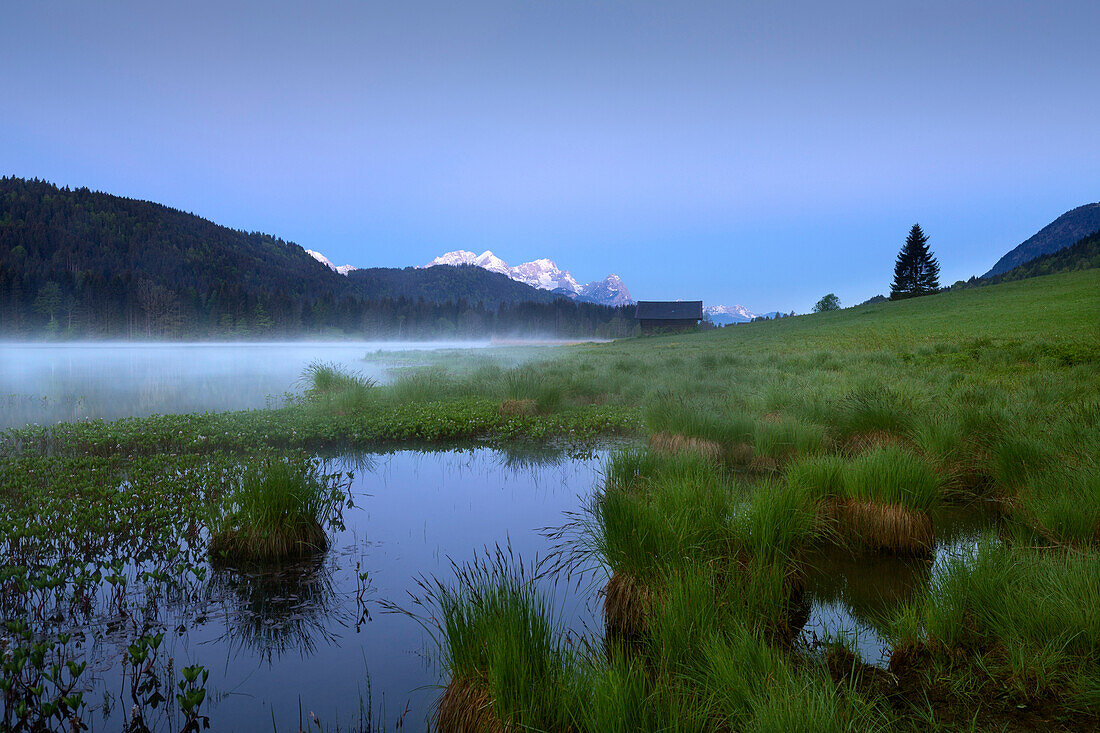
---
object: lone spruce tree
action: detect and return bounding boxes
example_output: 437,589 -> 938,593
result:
890,224 -> 940,299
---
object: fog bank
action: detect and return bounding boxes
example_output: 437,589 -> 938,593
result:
0,340 -> 594,429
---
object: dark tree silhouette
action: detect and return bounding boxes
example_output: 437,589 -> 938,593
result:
891,224 -> 940,299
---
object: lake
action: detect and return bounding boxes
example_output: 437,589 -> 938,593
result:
0,341 -> 495,429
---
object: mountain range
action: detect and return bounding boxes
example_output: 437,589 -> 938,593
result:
424,250 -> 634,307
6,175 -> 1092,337
703,304 -> 759,324
311,246 -> 764,317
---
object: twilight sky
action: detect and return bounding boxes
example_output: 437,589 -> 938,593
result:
2,1 -> 1098,312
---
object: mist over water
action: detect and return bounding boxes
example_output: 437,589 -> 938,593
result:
0,341 -> 498,429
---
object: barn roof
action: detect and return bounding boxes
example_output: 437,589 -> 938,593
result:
634,301 -> 703,320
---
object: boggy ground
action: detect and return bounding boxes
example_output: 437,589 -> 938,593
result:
1,269 -> 1098,730
406,270 -> 1098,731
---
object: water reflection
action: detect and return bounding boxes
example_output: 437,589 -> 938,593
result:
151,446 -> 604,731
801,505 -> 998,665
206,555 -> 347,661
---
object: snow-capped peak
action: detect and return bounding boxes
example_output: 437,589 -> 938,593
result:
305,249 -> 335,269
427,250 -> 479,267
472,250 -> 512,275
704,304 -> 757,323
578,273 -> 633,306
423,250 -> 632,306
306,249 -> 357,275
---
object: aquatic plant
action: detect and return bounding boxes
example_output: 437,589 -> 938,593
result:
410,550 -> 575,733
300,361 -> 378,415
207,458 -> 346,563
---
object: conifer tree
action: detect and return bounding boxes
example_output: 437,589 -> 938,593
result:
891,224 -> 940,299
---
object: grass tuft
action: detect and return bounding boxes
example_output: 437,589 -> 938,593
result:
207,458 -> 343,563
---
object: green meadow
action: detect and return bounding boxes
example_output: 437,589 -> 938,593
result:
2,268 -> 1098,730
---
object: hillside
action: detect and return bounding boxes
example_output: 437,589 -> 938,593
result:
965,228 -> 1099,289
0,177 -> 631,338
347,264 -> 560,309
983,202 -> 1100,277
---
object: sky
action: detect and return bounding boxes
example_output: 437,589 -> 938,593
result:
2,1 -> 1098,313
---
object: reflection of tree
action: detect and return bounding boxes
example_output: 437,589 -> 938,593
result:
206,555 -> 346,660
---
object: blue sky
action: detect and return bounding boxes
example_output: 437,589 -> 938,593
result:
3,1 -> 1098,312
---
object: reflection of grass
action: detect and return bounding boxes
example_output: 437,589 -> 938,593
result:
806,549 -> 933,637
207,555 -> 342,659
493,443 -> 566,471
208,459 -> 343,563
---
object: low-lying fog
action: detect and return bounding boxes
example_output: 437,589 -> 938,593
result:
0,340 -> 588,429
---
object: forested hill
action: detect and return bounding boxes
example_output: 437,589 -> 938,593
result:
961,228 -> 1100,289
346,265 -> 559,309
0,177 -> 635,338
983,202 -> 1100,277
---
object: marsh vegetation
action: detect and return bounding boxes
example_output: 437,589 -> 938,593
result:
1,269 -> 1097,730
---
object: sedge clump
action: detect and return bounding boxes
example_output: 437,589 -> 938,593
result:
208,459 -> 341,563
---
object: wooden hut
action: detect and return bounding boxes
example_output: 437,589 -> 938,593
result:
634,301 -> 703,335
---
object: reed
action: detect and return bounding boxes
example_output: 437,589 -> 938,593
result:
842,445 -> 941,512
299,361 -> 378,415
825,499 -> 934,555
417,551 -> 575,733
644,399 -> 755,448
1018,451 -> 1100,546
647,431 -> 722,463
831,385 -> 915,444
785,454 -> 847,502
301,361 -> 376,396
207,458 -> 342,563
602,570 -> 654,640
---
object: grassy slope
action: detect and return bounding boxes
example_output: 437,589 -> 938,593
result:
639,267 -> 1096,351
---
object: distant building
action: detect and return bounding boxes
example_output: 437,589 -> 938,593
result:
634,301 -> 703,335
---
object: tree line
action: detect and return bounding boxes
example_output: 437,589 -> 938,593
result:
0,177 -> 637,339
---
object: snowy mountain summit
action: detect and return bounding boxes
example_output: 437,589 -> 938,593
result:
305,249 -> 357,276
704,304 -> 758,324
424,250 -> 633,306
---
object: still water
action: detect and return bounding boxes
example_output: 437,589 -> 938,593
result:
73,446 -> 608,732
0,341 -> 492,429
800,506 -> 997,666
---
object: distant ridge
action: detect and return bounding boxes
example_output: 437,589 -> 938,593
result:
0,177 -> 634,338
423,250 -> 634,306
704,304 -> 758,324
983,202 -> 1100,277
